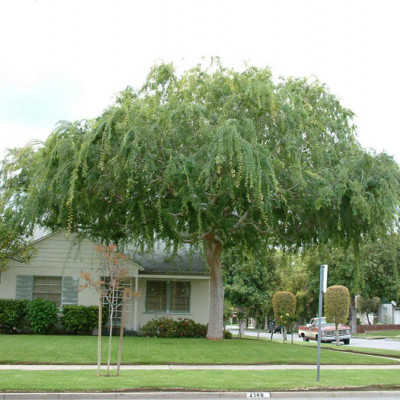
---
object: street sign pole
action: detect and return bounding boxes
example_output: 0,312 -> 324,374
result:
317,264 -> 328,382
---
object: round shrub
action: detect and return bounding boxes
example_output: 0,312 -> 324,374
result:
27,298 -> 59,334
0,299 -> 29,333
272,291 -> 296,327
325,285 -> 350,325
224,330 -> 233,339
61,305 -> 108,334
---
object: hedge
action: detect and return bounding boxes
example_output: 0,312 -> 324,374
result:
141,317 -> 207,338
0,299 -> 29,333
61,305 -> 108,334
27,298 -> 59,334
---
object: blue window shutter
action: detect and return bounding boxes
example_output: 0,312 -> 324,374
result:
16,275 -> 33,300
62,276 -> 78,306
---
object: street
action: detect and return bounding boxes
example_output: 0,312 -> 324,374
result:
230,329 -> 400,352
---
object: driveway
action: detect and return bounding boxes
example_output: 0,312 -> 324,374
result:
229,328 -> 400,351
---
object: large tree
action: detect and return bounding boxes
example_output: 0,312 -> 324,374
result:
2,61 -> 400,339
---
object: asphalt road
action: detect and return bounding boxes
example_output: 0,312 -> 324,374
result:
231,329 -> 400,351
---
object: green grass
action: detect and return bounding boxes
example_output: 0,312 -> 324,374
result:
0,369 -> 400,392
0,334 -> 398,365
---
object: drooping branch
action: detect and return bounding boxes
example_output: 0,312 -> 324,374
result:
229,210 -> 250,232
243,222 -> 270,235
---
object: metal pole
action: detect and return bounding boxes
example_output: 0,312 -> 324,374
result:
316,264 -> 324,382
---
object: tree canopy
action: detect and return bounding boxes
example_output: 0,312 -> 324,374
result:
2,61 -> 400,339
0,215 -> 35,270
0,148 -> 36,269
223,248 -> 279,318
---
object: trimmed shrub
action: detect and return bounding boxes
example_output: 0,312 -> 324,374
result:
27,298 -> 59,334
325,285 -> 350,325
61,305 -> 108,334
141,317 -> 207,338
272,291 -> 296,327
0,299 -> 29,333
224,330 -> 233,339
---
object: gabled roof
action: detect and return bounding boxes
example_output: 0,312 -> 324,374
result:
31,229 -> 207,276
132,244 -> 209,276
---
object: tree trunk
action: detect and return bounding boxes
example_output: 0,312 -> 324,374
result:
282,326 -> 287,342
97,298 -> 102,377
205,238 -> 224,340
107,297 -> 115,376
239,319 -> 246,337
116,290 -> 127,377
336,322 -> 340,346
349,295 -> 357,334
291,325 -> 294,344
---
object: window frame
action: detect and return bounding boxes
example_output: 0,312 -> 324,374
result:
145,280 -> 191,314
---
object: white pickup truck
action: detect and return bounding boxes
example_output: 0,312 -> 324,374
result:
298,317 -> 352,344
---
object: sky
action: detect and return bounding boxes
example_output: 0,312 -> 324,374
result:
0,0 -> 399,162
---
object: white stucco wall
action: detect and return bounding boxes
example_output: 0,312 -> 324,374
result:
1,232 -> 97,300
135,277 -> 210,327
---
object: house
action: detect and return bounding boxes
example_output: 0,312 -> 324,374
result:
378,302 -> 400,325
0,231 -> 210,332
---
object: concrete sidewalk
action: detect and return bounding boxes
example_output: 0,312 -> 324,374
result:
1,364 -> 400,370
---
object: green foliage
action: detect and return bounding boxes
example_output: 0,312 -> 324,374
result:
325,285 -> 350,325
223,248 -> 279,317
304,233 -> 400,307
272,291 -> 296,327
0,299 -> 29,332
141,317 -> 207,338
0,215 -> 36,271
2,62 -> 399,252
27,298 -> 59,334
356,296 -> 380,324
360,235 -> 400,303
2,61 -> 400,338
0,146 -> 37,269
224,330 -> 233,339
61,305 -> 108,334
274,252 -> 315,320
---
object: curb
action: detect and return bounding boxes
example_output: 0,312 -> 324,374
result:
1,364 -> 400,370
2,391 -> 400,399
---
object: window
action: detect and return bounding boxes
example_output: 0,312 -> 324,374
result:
146,281 -> 167,311
33,277 -> 62,308
146,281 -> 190,313
170,281 -> 190,312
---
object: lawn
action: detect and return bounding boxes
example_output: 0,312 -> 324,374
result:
0,369 -> 400,392
0,334 -> 398,365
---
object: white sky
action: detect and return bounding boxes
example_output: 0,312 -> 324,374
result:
0,0 -> 399,162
